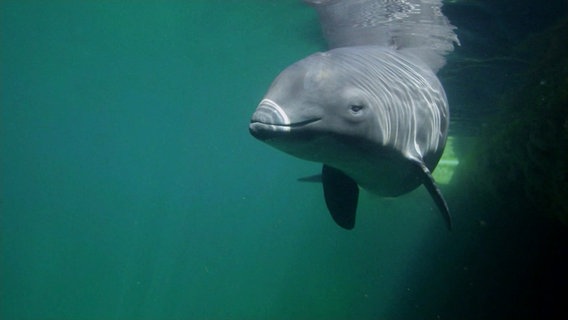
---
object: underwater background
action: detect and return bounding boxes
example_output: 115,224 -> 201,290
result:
1,0 -> 567,319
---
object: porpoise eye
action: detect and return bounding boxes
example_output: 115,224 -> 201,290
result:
349,104 -> 364,115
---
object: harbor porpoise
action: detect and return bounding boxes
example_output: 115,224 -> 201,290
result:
249,0 -> 459,230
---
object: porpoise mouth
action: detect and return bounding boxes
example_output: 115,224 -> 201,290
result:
249,99 -> 320,140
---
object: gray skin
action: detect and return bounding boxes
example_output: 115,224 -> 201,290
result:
249,0 -> 459,230
250,45 -> 452,230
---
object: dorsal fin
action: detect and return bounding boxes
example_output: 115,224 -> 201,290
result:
304,0 -> 459,72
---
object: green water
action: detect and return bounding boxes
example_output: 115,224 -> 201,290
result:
2,1 -> 567,319
0,1 -> 441,318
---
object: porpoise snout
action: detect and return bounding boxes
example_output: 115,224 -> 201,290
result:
249,99 -> 291,140
250,99 -> 290,126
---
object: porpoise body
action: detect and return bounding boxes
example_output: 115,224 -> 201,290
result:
249,0 -> 458,230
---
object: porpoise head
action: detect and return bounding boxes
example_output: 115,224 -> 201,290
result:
249,50 -> 379,164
